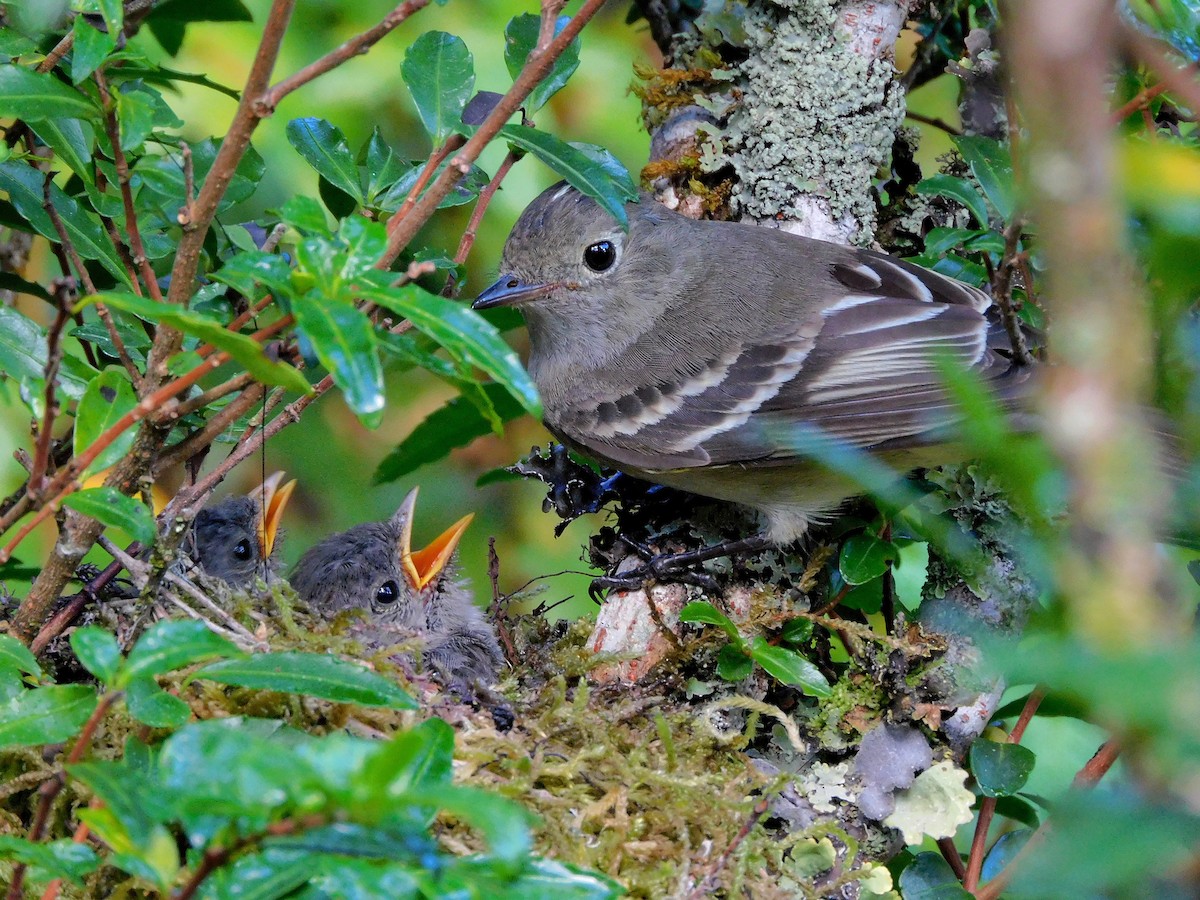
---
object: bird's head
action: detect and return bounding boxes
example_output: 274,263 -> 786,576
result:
190,471 -> 296,587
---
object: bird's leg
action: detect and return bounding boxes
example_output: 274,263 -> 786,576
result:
591,533 -> 774,596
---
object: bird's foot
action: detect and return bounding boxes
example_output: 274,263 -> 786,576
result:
589,532 -> 774,599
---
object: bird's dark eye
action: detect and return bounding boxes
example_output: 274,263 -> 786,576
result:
233,539 -> 253,561
583,240 -> 616,272
375,580 -> 399,605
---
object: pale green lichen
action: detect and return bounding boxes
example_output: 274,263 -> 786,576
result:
724,0 -> 904,241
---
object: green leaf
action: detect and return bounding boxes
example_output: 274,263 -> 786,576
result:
406,784 -> 532,871
502,858 -> 622,899
970,739 -> 1036,798
0,160 -> 129,285
70,626 -> 123,685
31,118 -> 96,183
292,294 -> 384,427
364,281 -> 540,417
192,652 -> 418,709
75,368 -> 138,476
838,533 -> 898,586
680,601 -> 741,643
0,305 -> 48,385
82,291 -> 311,394
401,31 -> 475,145
497,124 -> 637,227
0,65 -> 99,121
373,383 -> 525,484
715,644 -> 753,681
779,617 -> 813,644
747,637 -> 831,697
115,82 -> 183,151
71,15 -> 116,83
922,226 -> 988,258
503,14 -> 581,112
898,852 -> 972,898
355,719 -> 454,824
0,633 -> 42,680
63,487 -> 156,544
0,684 -> 97,749
126,675 -> 191,728
286,117 -> 365,204
0,836 -> 100,886
915,174 -> 989,228
122,620 -> 242,685
980,829 -> 1033,883
953,135 -> 1016,221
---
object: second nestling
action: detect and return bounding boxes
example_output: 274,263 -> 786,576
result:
290,488 -> 504,689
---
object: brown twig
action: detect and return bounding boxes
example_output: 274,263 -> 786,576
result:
974,738 -> 1120,900
380,0 -> 609,267
30,551 -> 136,655
1121,20 -> 1200,118
28,272 -> 73,496
989,215 -> 1034,366
391,135 -> 467,228
684,795 -> 770,898
155,381 -> 267,474
938,836 -> 967,879
262,0 -> 432,109
444,149 -> 521,297
5,690 -> 122,900
963,688 -> 1043,892
905,109 -> 964,135
1112,82 -> 1170,123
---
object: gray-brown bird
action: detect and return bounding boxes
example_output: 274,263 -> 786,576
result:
475,184 -> 1035,548
186,471 -> 296,587
290,489 -> 503,686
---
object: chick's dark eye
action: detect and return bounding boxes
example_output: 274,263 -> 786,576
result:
375,580 -> 399,605
233,539 -> 253,561
583,240 -> 615,272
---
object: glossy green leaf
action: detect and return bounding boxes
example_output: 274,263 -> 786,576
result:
286,117 -> 364,204
680,601 -> 741,643
779,617 -> 813,644
838,533 -> 898,586
915,174 -> 989,228
0,160 -> 129,285
81,292 -> 311,393
122,620 -> 242,685
373,383 -> 525,484
747,637 -> 831,697
362,128 -> 414,203
503,14 -> 580,112
980,829 -> 1033,883
372,156 -> 491,212
0,836 -> 100,885
0,633 -> 42,679
70,626 -> 123,685
291,294 -> 384,426
0,305 -> 92,402
75,367 -> 138,476
953,135 -> 1016,221
970,739 -> 1036,798
405,784 -> 532,871
70,15 -> 116,83
0,65 -> 99,121
497,124 -> 637,227
115,82 -> 183,151
401,31 -> 475,144
0,684 -> 97,749
193,652 -> 418,709
126,675 -> 192,728
923,226 -> 988,258
31,118 -> 95,183
63,487 -> 156,544
715,644 -> 753,681
354,719 -> 454,826
364,280 -> 540,417
898,852 -> 972,899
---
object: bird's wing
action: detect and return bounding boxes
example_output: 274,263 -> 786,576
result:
550,247 -> 1033,472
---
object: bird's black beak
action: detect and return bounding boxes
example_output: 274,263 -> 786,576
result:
473,274 -> 555,310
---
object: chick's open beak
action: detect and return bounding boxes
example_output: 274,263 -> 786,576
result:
395,488 -> 474,592
255,471 -> 297,560
473,274 -> 556,310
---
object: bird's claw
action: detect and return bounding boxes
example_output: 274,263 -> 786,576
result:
589,551 -> 722,598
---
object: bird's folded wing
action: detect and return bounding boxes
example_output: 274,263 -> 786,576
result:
553,252 -> 1032,472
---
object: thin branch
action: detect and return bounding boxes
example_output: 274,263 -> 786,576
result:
963,689 -> 1043,892
262,0 -> 432,108
1112,81 -> 1170,123
905,109 -> 963,135
30,551 -> 136,655
975,739 -> 1120,900
95,70 -> 164,303
5,691 -> 121,900
989,215 -> 1034,366
379,0 -> 609,266
1122,20 -> 1200,118
28,273 -> 73,495
444,149 -> 521,296
154,381 -> 267,474
169,371 -> 258,420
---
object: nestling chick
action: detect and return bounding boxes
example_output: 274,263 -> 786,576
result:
186,471 -> 296,587
290,489 -> 503,687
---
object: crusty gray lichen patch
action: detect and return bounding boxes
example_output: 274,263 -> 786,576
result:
725,0 -> 903,243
